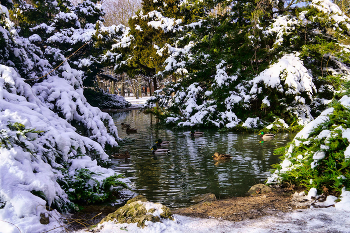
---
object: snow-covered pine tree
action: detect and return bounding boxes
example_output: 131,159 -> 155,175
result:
121,0 -> 184,93
1,1 -> 130,230
148,0 -> 350,130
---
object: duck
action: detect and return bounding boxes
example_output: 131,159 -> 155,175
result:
126,125 -> 137,134
212,152 -> 232,161
151,145 -> 170,155
121,123 -> 131,129
110,151 -> 130,159
155,139 -> 170,147
191,130 -> 204,137
260,132 -> 275,141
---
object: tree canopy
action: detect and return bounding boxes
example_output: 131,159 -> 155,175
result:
133,0 -> 350,130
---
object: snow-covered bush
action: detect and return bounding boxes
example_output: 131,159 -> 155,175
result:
0,63 -> 129,232
0,2 -> 129,232
145,0 -> 350,131
268,95 -> 350,195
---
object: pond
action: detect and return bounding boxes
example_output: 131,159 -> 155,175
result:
110,110 -> 294,208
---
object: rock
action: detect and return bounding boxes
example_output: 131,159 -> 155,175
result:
291,191 -> 312,208
126,195 -> 148,204
191,193 -> 217,203
40,213 -> 50,225
99,195 -> 173,228
247,184 -> 273,196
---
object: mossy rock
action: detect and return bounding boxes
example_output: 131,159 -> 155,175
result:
126,195 -> 148,204
99,195 -> 173,228
160,206 -> 173,219
247,184 -> 273,196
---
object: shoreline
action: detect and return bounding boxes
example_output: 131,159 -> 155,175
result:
101,106 -> 143,112
102,96 -> 150,112
171,186 -> 300,222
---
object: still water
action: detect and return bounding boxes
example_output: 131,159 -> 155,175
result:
110,110 -> 294,208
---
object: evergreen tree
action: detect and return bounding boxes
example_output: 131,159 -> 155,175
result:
11,0 -> 130,110
4,0 -> 129,143
148,0 -> 350,129
124,0 -> 179,92
0,1 -> 128,227
120,0 -> 210,93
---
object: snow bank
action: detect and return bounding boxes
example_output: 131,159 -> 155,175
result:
0,64 -> 126,232
0,4 -> 128,231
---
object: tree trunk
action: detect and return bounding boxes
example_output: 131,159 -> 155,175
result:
111,80 -> 115,94
148,80 -> 152,96
153,77 -> 157,93
138,76 -> 142,98
121,74 -> 125,96
153,77 -> 159,109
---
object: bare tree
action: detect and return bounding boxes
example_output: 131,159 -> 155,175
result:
103,0 -> 142,26
70,0 -> 141,26
126,74 -> 143,98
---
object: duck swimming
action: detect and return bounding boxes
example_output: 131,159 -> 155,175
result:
260,132 -> 275,141
213,152 -> 231,160
191,130 -> 204,137
151,145 -> 170,155
121,123 -> 131,129
126,125 -> 137,134
156,139 -> 170,147
110,151 -> 130,159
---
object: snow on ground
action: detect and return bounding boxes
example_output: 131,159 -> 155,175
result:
74,189 -> 350,233
124,96 -> 151,107
75,208 -> 350,233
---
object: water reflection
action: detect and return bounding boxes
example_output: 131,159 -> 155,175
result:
110,110 -> 294,208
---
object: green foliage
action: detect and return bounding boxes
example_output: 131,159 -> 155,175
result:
9,0 -> 118,96
10,0 -> 73,37
75,0 -> 105,28
0,122 -> 43,151
117,0 -> 213,91
30,190 -> 47,201
59,169 -> 128,205
102,174 -> 128,192
271,102 -> 350,195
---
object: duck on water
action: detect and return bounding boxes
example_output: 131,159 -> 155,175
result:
191,130 -> 204,137
213,152 -> 232,161
260,132 -> 275,141
151,145 -> 170,155
156,139 -> 170,147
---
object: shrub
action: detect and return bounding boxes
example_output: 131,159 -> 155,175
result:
269,101 -> 350,196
